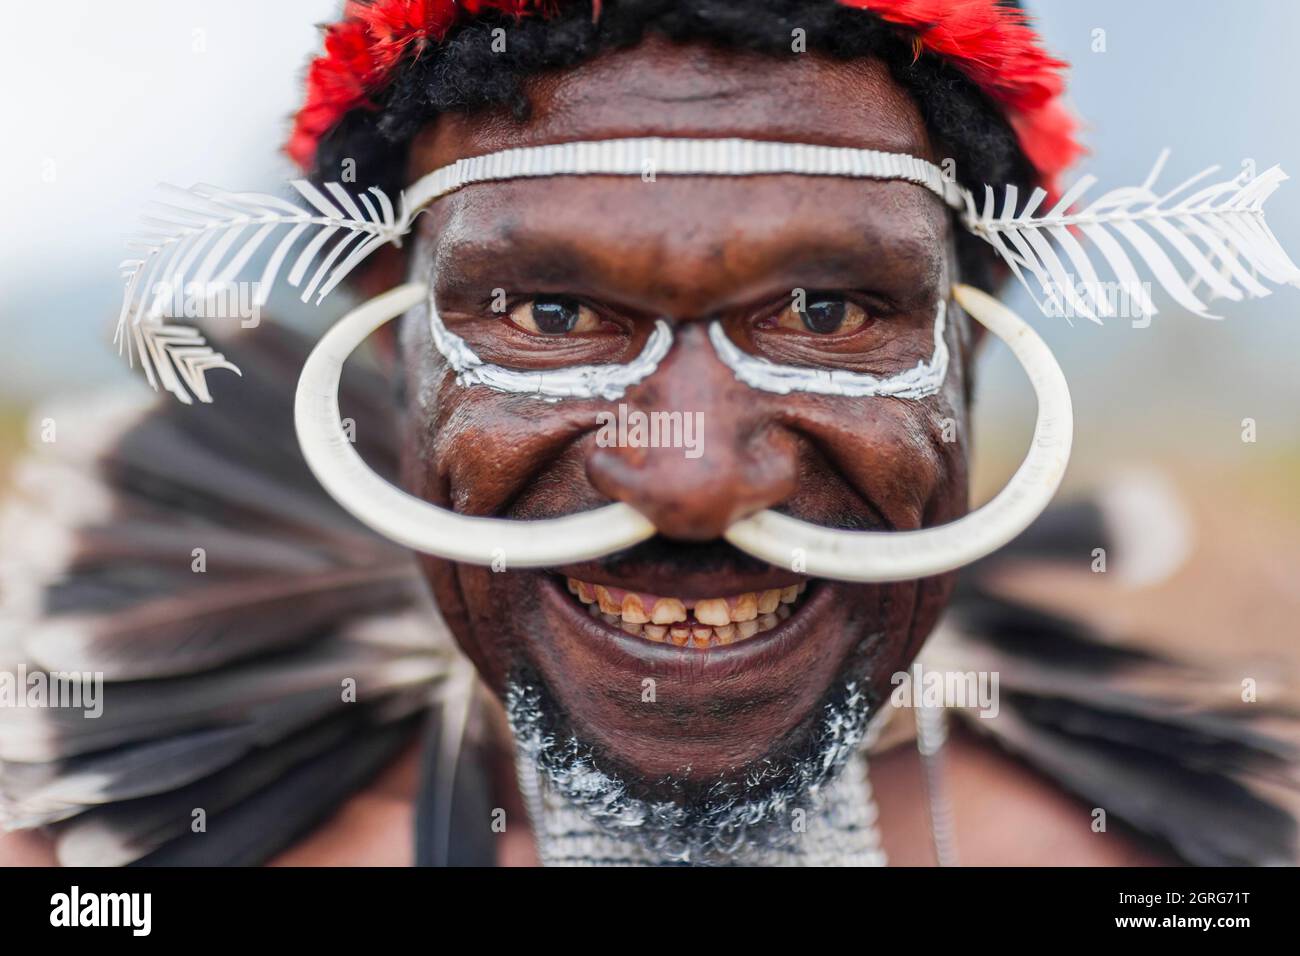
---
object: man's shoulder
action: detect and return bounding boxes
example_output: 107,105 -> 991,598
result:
4,728 -> 1175,867
0,740 -> 424,869
873,724 -> 1172,866
0,829 -> 58,866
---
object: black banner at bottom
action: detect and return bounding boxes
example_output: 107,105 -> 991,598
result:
0,865 -> 1282,941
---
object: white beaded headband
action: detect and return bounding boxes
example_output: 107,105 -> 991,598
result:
113,136 -> 1299,583
403,136 -> 965,210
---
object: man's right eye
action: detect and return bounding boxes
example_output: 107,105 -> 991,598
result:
769,295 -> 871,336
508,297 -> 603,335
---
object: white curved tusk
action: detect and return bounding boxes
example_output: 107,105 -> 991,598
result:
723,284 -> 1073,582
298,282 -> 1068,578
294,282 -> 656,566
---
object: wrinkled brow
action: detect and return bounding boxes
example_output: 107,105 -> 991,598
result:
419,178 -> 948,316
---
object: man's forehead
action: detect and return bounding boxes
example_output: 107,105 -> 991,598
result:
409,35 -> 934,177
421,172 -> 947,319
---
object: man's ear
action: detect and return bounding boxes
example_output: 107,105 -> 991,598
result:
966,258 -> 1015,353
350,243 -> 410,370
952,244 -> 1013,406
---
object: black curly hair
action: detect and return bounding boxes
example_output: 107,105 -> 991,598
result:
314,0 -> 1037,288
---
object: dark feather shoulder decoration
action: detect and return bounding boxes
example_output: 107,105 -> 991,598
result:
3,326 -> 1296,864
0,324 -> 466,865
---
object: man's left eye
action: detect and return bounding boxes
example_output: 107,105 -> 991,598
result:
773,296 -> 869,335
508,297 -> 603,335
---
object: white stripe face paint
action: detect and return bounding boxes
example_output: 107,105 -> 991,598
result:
425,292 -> 674,402
408,139 -> 957,403
707,299 -> 949,399
429,293 -> 949,403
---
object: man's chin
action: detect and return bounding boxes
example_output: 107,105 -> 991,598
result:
505,669 -> 878,858
505,567 -> 889,779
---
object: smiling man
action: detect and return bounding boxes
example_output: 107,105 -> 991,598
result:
394,29 -> 978,861
2,0 -> 1297,868
355,0 -> 1034,863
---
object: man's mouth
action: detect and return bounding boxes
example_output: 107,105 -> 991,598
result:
528,550 -> 861,778
563,576 -> 809,648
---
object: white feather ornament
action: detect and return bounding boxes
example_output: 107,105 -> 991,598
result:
112,140 -> 1300,403
115,180 -> 409,403
962,150 -> 1300,323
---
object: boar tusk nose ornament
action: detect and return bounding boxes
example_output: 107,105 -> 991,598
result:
146,138 -> 1285,575
724,284 -> 1073,581
296,281 -> 1071,580
295,282 -> 656,566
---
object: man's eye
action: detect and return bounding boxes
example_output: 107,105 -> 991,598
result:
773,297 -> 869,335
508,297 -> 602,335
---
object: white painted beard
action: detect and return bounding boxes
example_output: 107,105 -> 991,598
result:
505,674 -> 887,866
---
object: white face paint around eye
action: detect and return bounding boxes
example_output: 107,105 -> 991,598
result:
707,298 -> 949,399
425,290 -> 674,401
427,289 -> 949,402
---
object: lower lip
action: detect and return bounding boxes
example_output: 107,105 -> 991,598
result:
541,572 -> 834,669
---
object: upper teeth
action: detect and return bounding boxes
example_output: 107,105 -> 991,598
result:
566,578 -> 807,647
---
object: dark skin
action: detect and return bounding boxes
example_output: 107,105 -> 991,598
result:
401,37 -> 966,784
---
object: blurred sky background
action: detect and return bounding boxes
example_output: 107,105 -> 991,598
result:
0,0 -> 1297,503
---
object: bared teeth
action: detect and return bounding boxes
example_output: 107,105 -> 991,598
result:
595,586 -> 621,615
731,593 -> 758,622
694,598 -> 731,627
620,593 -> 649,624
566,577 -> 808,647
650,598 -> 688,625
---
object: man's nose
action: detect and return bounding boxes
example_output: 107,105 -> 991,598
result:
586,323 -> 799,541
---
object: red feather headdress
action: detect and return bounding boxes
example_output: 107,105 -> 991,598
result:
286,0 -> 1082,191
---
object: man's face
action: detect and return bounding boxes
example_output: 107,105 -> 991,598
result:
399,37 -> 972,787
